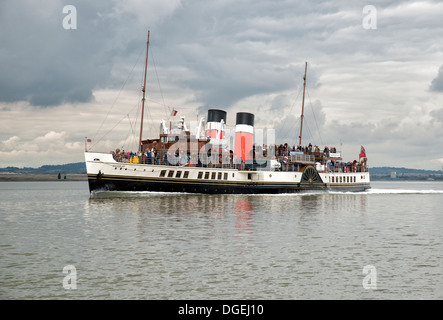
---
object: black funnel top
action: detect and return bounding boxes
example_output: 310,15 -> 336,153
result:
236,112 -> 254,126
207,109 -> 227,123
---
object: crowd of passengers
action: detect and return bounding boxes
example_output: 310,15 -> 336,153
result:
110,142 -> 367,172
255,143 -> 337,157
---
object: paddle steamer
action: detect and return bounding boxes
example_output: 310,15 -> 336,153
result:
85,31 -> 370,194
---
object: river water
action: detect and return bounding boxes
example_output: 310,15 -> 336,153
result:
1,180 -> 442,300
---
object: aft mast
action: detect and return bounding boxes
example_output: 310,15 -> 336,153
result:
138,30 -> 150,154
299,61 -> 307,146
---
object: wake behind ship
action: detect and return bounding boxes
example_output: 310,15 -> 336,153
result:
85,32 -> 370,194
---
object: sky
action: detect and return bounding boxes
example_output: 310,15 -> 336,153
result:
1,0 -> 443,170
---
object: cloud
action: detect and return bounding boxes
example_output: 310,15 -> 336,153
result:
1,136 -> 21,151
0,131 -> 84,167
1,0 -> 443,169
430,108 -> 443,122
1,1 -> 109,106
430,65 -> 443,92
0,0 -> 172,107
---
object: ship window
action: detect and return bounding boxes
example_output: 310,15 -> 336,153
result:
340,176 -> 342,183
160,170 -> 166,177
198,172 -> 203,179
224,173 -> 228,180
176,171 -> 182,178
217,172 -> 222,180
248,173 -> 252,180
331,176 -> 334,183
211,172 -> 216,179
168,170 -> 174,178
204,172 -> 210,179
183,171 -> 189,178
354,176 -> 356,183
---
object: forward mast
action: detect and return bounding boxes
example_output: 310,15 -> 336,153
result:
138,30 -> 150,154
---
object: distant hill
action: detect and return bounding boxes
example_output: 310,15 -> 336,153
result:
369,167 -> 442,175
0,162 -> 86,174
369,167 -> 443,181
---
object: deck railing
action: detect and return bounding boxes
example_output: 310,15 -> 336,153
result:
112,154 -> 368,172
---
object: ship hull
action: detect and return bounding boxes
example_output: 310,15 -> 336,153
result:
87,175 -> 370,194
85,152 -> 370,194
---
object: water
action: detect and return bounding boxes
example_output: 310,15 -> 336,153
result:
0,181 -> 442,300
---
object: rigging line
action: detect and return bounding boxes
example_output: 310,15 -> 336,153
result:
132,67 -> 145,148
306,89 -> 324,146
279,85 -> 303,143
91,45 -> 145,146
145,105 -> 157,138
138,77 -> 160,138
121,115 -> 134,151
115,55 -> 144,149
303,115 -> 314,145
123,97 -> 142,152
90,101 -> 141,151
149,46 -> 170,120
142,89 -> 156,138
132,87 -> 144,151
127,113 -> 139,151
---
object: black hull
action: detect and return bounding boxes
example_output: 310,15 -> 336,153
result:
87,175 -> 370,194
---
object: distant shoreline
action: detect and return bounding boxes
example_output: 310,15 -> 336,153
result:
0,173 -> 441,182
0,173 -> 87,182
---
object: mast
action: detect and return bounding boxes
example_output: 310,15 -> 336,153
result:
138,30 -> 150,154
299,61 -> 307,146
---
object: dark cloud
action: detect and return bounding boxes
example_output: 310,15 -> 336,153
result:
0,0 -> 141,107
430,65 -> 443,92
147,1 -> 326,109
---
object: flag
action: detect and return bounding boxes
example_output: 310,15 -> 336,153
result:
171,109 -> 178,116
359,145 -> 366,159
87,139 -> 91,143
